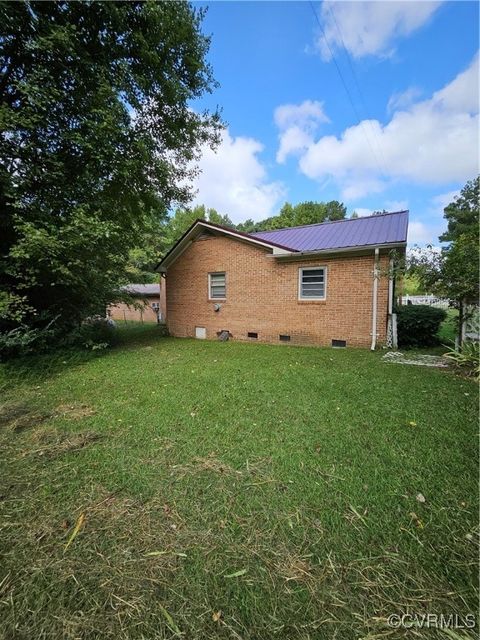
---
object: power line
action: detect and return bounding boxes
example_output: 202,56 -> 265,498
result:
309,1 -> 387,179
326,2 -> 390,174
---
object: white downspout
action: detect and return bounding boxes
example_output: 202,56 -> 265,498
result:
387,257 -> 394,316
370,248 -> 379,351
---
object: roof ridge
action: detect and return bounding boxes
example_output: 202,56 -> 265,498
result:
250,210 -> 409,235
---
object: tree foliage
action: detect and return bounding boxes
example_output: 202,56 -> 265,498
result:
408,177 -> 479,344
236,200 -> 347,232
159,205 -> 233,255
0,1 -> 221,337
130,199 -> 348,281
440,177 -> 479,242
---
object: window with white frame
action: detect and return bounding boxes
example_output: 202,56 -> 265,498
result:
209,272 -> 226,299
299,267 -> 327,300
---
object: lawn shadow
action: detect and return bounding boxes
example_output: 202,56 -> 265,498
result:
0,323 -> 168,391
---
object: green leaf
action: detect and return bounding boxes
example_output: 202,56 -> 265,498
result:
158,603 -> 182,636
224,568 -> 247,578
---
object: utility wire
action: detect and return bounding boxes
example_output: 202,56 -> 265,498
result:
326,3 -> 390,174
309,1 -> 386,178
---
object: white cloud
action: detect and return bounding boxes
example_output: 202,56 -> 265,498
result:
274,100 -> 329,163
316,1 -> 443,60
432,61 -> 479,113
408,221 -> 438,245
191,128 -> 285,223
276,126 -> 314,164
341,175 -> 385,200
387,87 -> 423,113
408,191 -> 461,247
432,190 -> 460,212
276,55 -> 479,200
274,100 -> 329,130
385,199 -> 408,212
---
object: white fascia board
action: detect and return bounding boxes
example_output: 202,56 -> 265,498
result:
198,221 -> 291,252
270,242 -> 407,260
160,221 -> 293,269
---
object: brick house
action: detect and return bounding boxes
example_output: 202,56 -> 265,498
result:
108,284 -> 161,323
157,211 -> 408,349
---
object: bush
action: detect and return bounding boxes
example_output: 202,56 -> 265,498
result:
396,304 -> 447,347
68,317 -> 118,351
0,325 -> 57,359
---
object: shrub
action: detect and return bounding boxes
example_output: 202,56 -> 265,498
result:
0,325 -> 57,360
396,304 -> 447,347
68,317 -> 118,351
444,341 -> 480,379
0,317 -> 118,360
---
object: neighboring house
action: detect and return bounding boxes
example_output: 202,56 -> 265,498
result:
157,211 -> 408,348
108,284 -> 162,323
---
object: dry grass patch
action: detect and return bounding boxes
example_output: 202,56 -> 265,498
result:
55,403 -> 97,420
20,429 -> 102,459
171,453 -> 274,482
0,402 -> 51,432
171,452 -> 243,477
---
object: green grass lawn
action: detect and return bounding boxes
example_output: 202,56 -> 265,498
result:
0,326 -> 478,639
438,308 -> 459,345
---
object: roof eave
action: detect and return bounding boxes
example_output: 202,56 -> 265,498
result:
269,242 -> 407,260
156,219 -> 295,271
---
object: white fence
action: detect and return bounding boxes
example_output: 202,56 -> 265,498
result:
401,295 -> 450,309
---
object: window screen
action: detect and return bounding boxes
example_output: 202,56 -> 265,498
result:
209,272 -> 226,299
299,267 -> 326,300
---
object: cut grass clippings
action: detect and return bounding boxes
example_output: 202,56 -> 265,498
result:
0,324 -> 478,639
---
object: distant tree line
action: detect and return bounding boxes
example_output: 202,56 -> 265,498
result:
127,200 -> 351,282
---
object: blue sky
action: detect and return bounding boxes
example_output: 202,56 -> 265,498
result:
190,1 -> 479,245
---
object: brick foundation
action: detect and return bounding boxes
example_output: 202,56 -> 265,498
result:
165,235 -> 390,348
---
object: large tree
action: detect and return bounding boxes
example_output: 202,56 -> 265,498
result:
408,177 -> 479,342
0,1 -> 221,334
440,177 -> 479,242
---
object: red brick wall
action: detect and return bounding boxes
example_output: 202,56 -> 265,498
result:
108,297 -> 159,323
165,235 -> 390,348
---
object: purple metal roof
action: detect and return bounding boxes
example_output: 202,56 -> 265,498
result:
250,211 -> 409,252
122,284 -> 159,296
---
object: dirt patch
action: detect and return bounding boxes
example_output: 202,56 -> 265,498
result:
0,403 -> 30,426
22,430 -> 102,459
171,454 -> 273,481
54,403 -> 96,420
171,453 -> 242,478
0,403 -> 51,432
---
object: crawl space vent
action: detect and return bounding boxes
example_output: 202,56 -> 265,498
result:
332,339 -> 347,348
247,332 -> 258,339
195,327 -> 206,340
279,334 -> 291,342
